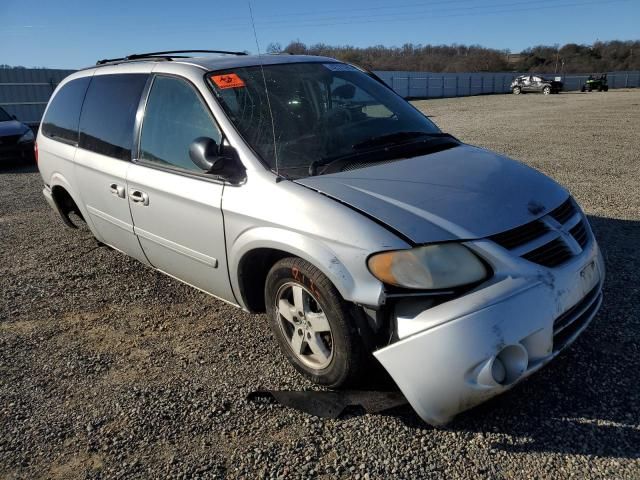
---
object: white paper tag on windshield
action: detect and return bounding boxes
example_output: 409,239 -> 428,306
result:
323,63 -> 358,72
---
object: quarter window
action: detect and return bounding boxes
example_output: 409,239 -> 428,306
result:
79,74 -> 148,160
139,76 -> 221,172
41,77 -> 91,144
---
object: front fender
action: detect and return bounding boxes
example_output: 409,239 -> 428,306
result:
228,226 -> 383,309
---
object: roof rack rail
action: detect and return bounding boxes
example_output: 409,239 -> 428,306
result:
96,49 -> 248,65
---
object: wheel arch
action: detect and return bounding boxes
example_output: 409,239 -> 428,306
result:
230,228 -> 358,313
49,174 -> 84,224
48,173 -> 98,235
50,184 -> 82,228
236,247 -> 291,313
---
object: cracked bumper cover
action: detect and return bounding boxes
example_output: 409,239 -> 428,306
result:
374,240 -> 604,425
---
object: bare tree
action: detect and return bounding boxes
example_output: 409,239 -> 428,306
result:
266,42 -> 282,54
279,40 -> 640,73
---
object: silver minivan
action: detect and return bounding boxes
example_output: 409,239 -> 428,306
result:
37,51 -> 604,425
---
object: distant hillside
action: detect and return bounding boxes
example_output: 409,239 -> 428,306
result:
270,40 -> 640,73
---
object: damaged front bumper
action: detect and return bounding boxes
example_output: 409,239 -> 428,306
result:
374,237 -> 604,425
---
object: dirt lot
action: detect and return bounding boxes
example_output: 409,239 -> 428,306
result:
1,90 -> 639,479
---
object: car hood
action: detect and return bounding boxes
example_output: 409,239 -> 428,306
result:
296,144 -> 568,244
0,120 -> 28,137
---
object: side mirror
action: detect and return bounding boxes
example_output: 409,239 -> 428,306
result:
188,136 -> 245,183
189,137 -> 225,172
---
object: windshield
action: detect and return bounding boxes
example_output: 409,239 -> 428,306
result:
0,107 -> 12,122
208,62 -> 441,179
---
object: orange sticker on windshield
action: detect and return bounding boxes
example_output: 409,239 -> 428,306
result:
211,73 -> 245,89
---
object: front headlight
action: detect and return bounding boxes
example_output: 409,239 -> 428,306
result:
18,129 -> 35,143
367,244 -> 488,290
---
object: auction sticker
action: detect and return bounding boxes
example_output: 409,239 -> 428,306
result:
211,73 -> 245,89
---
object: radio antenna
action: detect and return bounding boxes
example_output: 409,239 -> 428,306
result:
247,0 -> 280,177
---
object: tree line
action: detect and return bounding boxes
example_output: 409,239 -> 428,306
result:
268,40 -> 640,73
4,40 -> 638,73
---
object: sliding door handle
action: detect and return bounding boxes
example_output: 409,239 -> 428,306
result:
109,183 -> 126,198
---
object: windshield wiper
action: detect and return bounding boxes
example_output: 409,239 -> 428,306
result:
310,132 -> 459,176
352,131 -> 451,150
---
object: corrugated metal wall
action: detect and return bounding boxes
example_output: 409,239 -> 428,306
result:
0,68 -> 76,126
1,67 -> 639,125
374,71 -> 518,97
374,70 -> 640,98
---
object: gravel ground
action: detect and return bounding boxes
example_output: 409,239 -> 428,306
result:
1,90 -> 639,479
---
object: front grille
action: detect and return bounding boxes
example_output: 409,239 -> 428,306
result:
553,285 -> 602,351
570,220 -> 589,248
0,134 -> 21,146
522,238 -> 573,267
549,197 -> 575,224
490,220 -> 548,250
0,144 -> 26,161
490,196 -> 592,268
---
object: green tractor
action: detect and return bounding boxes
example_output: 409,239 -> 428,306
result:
581,74 -> 609,92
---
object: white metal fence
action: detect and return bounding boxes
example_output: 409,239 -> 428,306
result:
0,68 -> 75,126
374,70 -> 640,98
1,68 -> 639,125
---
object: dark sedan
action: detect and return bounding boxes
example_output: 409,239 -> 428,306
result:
0,107 -> 36,164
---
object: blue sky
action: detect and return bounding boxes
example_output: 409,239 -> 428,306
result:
1,0 -> 638,69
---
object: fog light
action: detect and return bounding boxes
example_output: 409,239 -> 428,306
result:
476,344 -> 529,387
496,344 -> 528,385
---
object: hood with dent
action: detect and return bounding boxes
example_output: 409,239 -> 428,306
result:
296,145 -> 568,243
0,120 -> 29,137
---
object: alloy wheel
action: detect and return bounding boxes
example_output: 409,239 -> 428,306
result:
275,282 -> 334,369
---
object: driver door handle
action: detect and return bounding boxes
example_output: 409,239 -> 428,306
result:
129,189 -> 149,206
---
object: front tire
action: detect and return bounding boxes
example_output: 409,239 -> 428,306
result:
512,86 -> 521,95
543,86 -> 551,95
265,257 -> 367,388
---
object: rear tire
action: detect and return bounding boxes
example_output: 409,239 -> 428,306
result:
512,86 -> 521,95
543,86 -> 551,95
581,85 -> 586,92
265,257 -> 368,388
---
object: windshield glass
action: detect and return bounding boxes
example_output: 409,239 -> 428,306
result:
208,62 -> 441,179
0,107 -> 12,122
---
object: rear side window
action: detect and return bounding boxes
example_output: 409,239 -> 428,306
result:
79,74 -> 148,161
42,77 -> 91,144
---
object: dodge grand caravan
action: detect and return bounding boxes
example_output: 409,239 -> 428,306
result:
38,50 -> 604,425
